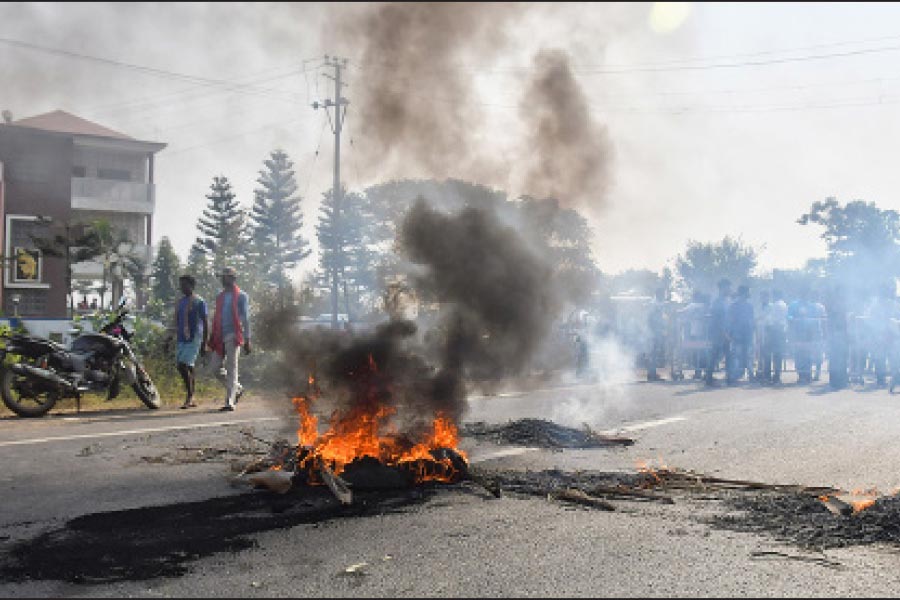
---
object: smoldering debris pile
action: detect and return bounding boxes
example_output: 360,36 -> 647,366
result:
463,419 -> 634,450
473,468 -> 671,507
711,492 -> 900,550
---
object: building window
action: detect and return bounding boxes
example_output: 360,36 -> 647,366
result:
97,168 -> 131,182
4,215 -> 51,289
5,288 -> 48,316
72,165 -> 87,178
12,247 -> 41,283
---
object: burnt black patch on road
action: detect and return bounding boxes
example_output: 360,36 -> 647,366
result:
711,492 -> 900,550
0,486 -> 431,584
473,468 -> 643,496
463,418 -> 634,449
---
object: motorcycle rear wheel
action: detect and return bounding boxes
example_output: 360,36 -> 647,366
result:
1,367 -> 60,417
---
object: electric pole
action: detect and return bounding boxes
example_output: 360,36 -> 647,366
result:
313,55 -> 349,330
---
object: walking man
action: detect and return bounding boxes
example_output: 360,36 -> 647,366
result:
206,266 -> 252,411
766,290 -> 789,384
646,288 -> 667,381
726,285 -> 755,385
788,287 -> 815,384
175,274 -> 208,409
706,279 -> 732,385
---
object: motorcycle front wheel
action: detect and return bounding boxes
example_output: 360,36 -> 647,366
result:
131,363 -> 160,409
0,366 -> 60,417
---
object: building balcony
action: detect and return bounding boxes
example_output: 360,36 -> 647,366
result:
71,176 -> 155,214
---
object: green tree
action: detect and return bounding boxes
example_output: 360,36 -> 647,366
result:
675,236 -> 759,296
316,187 -> 371,323
151,237 -> 181,308
29,217 -> 103,314
194,176 -> 246,276
248,150 -> 311,310
798,197 -> 900,297
515,196 -> 600,305
91,220 -> 144,309
186,243 -> 218,304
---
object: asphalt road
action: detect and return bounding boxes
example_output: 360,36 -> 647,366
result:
3,376 -> 900,597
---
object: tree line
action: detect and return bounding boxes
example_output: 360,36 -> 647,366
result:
602,198 -> 900,308
146,146 -> 900,328
146,151 -> 603,327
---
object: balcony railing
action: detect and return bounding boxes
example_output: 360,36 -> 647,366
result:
71,177 -> 155,214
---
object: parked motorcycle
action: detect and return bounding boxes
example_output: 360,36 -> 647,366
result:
0,297 -> 160,417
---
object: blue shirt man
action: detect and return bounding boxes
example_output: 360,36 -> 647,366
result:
175,274 -> 209,409
727,285 -> 755,383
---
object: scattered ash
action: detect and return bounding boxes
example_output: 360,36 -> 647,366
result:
710,492 -> 900,550
472,468 -> 645,498
0,485 -> 434,584
463,418 -> 634,450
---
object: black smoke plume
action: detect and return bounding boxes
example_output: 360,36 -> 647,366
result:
334,2 -> 520,184
519,48 -> 614,212
261,197 -> 558,427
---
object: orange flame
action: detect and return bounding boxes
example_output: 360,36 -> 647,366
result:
636,458 -> 669,484
820,492 -> 878,514
850,499 -> 876,513
289,361 -> 467,484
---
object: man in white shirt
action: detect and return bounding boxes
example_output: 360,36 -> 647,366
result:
762,290 -> 788,384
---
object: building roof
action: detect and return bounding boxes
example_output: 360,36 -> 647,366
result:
12,110 -> 133,141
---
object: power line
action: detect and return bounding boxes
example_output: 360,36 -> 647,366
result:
576,43 -> 900,74
580,33 -> 900,69
159,117 -> 307,158
85,64 -> 312,121
0,36 -> 315,99
302,115 -> 329,200
348,71 -> 900,117
345,33 -> 900,76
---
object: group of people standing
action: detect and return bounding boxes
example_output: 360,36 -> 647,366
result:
173,266 -> 252,411
647,279 -> 900,389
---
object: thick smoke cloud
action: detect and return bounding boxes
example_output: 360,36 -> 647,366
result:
335,2 -> 519,184
400,198 -> 558,380
336,4 -> 615,214
261,197 -> 559,428
519,48 -> 614,212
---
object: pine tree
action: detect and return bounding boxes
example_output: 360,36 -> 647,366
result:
194,176 -> 246,276
150,237 -> 181,308
186,243 -> 218,303
316,187 -> 373,321
248,150 -> 311,309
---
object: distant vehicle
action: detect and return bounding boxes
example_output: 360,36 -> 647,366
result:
296,313 -> 351,331
317,313 -> 350,323
609,294 -> 654,356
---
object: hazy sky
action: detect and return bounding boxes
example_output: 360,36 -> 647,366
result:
3,2 -> 900,279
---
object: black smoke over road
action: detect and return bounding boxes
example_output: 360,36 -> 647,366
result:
262,198 -> 559,427
335,3 -> 615,211
334,2 -> 519,184
519,48 -> 614,213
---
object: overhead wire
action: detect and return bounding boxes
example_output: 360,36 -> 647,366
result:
345,32 -> 900,76
0,36 -> 314,100
346,63 -> 900,117
302,114 -> 329,200
159,117 -> 308,158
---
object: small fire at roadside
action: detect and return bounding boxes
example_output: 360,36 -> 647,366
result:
818,487 -> 891,516
274,357 -> 469,492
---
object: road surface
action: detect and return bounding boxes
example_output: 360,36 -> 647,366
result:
2,377 -> 900,597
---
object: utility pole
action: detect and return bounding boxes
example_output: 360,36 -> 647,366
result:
313,55 -> 349,330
